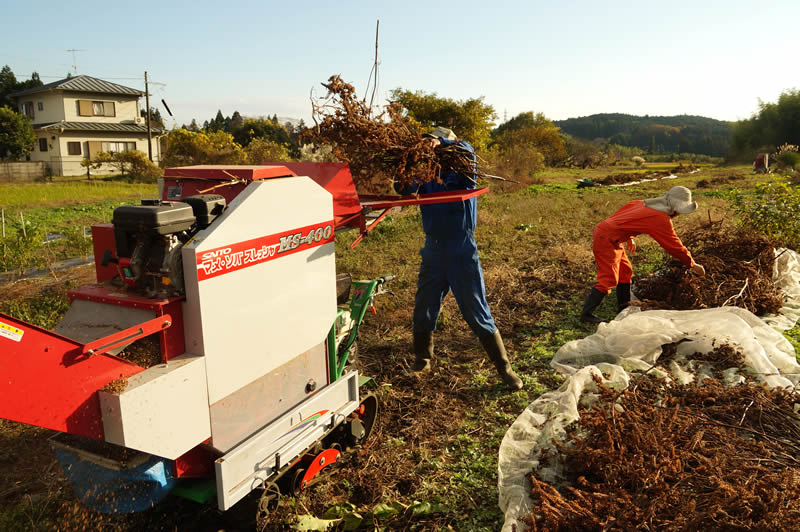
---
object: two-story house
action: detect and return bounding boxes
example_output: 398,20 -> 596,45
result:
10,75 -> 164,176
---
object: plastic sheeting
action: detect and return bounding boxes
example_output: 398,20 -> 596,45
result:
498,249 -> 800,532
54,447 -> 176,513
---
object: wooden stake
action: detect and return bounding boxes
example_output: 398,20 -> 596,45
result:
1,208 -> 5,267
19,212 -> 26,238
44,226 -> 58,281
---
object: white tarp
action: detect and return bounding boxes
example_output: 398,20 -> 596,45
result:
498,249 -> 800,532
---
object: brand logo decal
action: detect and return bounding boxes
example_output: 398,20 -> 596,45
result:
197,221 -> 334,281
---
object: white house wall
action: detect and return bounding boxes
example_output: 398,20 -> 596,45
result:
62,93 -> 140,123
27,132 -> 62,172
62,133 -> 161,176
28,132 -> 162,177
16,92 -> 65,124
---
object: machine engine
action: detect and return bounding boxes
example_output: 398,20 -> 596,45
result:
109,195 -> 226,298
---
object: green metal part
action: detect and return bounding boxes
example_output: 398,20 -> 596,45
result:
328,278 -> 383,383
171,478 -> 217,504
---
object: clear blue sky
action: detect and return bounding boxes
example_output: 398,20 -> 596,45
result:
2,0 -> 797,129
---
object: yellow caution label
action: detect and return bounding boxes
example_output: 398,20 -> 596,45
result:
0,320 -> 24,342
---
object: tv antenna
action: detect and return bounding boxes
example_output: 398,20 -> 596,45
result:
66,49 -> 86,75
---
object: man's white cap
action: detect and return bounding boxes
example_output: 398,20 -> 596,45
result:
644,186 -> 698,215
423,126 -> 457,141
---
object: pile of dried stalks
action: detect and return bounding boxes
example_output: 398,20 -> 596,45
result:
634,227 -> 783,315
305,75 -> 477,193
526,346 -> 800,531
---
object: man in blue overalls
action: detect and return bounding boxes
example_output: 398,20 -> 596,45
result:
397,126 -> 523,391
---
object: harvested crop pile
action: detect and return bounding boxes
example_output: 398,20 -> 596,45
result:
597,173 -> 644,185
115,335 -> 161,368
669,163 -> 698,174
305,75 -> 478,194
526,361 -> 800,531
634,227 -> 783,315
696,173 -> 744,188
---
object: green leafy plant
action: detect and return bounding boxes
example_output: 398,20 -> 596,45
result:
292,499 -> 449,530
0,107 -> 35,160
775,151 -> 800,171
82,150 -> 163,182
0,219 -> 45,274
730,179 -> 800,249
61,225 -> 92,258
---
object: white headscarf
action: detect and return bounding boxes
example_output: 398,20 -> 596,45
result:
644,186 -> 697,215
424,126 -> 457,141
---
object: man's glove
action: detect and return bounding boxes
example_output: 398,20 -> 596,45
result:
690,263 -> 706,277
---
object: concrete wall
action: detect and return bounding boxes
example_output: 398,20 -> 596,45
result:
0,162 -> 47,182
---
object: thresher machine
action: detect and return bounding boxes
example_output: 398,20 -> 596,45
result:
0,163 -> 487,514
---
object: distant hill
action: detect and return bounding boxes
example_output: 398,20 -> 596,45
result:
554,113 -> 733,157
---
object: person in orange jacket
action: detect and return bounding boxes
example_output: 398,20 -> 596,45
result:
580,186 -> 706,323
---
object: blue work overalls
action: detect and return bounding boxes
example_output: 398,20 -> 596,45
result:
398,138 -> 497,339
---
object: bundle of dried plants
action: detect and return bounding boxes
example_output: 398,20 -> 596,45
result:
305,75 -> 478,194
634,227 -> 784,315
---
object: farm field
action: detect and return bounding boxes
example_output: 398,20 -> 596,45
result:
1,164 -> 798,531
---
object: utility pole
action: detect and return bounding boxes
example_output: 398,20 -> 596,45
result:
144,71 -> 152,161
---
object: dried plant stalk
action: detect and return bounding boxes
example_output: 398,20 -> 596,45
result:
305,75 -> 477,194
526,347 -> 800,531
634,227 -> 783,315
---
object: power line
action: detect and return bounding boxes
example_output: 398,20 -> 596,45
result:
37,74 -> 144,80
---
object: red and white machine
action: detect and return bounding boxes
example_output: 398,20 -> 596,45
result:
0,163 -> 486,513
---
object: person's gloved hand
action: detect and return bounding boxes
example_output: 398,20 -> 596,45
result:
626,238 -> 636,254
690,263 -> 706,277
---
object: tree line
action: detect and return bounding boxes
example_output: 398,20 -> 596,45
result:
3,62 -> 800,177
178,111 -> 307,159
554,113 -> 732,157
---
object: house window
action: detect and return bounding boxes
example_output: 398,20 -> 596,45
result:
37,102 -> 44,111
101,141 -> 136,153
39,138 -> 48,152
21,102 -> 34,119
78,100 -> 116,117
67,142 -> 82,155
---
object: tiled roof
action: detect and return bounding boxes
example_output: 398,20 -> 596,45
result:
36,121 -> 163,134
10,75 -> 143,98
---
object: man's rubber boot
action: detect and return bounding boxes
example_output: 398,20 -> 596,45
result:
616,283 -> 631,313
479,330 -> 523,391
410,330 -> 433,372
580,288 -> 608,324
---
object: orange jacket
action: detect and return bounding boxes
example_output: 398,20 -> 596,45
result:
596,200 -> 695,267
